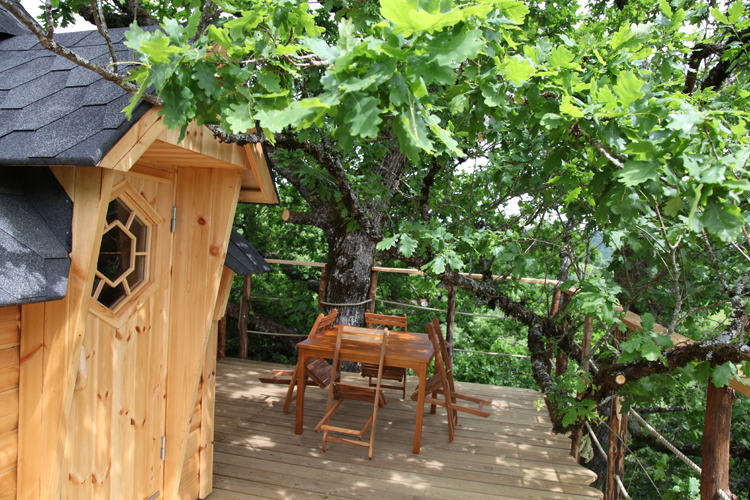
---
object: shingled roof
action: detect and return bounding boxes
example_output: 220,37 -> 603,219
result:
0,166 -> 73,306
225,228 -> 274,276
0,7 -> 153,166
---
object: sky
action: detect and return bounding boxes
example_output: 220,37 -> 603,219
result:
20,0 -> 88,32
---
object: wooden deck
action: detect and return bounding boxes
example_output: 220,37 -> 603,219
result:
209,358 -> 603,500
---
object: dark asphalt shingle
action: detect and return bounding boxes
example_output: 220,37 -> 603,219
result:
225,228 -> 273,276
0,12 -> 157,166
2,70 -> 68,109
0,166 -> 72,306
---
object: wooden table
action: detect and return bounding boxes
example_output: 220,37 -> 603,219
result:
294,325 -> 434,454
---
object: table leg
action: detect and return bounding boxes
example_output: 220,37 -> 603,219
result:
294,352 -> 307,434
413,362 -> 427,454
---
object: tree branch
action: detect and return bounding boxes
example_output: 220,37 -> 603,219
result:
0,0 -> 161,106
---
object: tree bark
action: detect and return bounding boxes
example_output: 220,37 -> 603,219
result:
701,382 -> 734,500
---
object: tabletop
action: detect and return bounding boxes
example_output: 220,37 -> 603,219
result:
296,326 -> 434,367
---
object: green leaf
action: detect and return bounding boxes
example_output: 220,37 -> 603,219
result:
640,339 -> 662,361
430,256 -> 445,274
561,407 -> 579,427
225,102 -> 255,133
711,7 -> 729,24
728,1 -> 744,24
344,95 -> 382,139
667,111 -> 706,135
711,362 -> 737,387
192,62 -> 221,98
614,71 -> 645,107
400,234 -> 417,257
547,46 -> 576,70
426,115 -> 465,157
700,198 -> 744,241
560,95 -> 584,118
376,236 -> 398,251
618,161 -> 660,186
663,197 -> 684,216
425,30 -> 483,67
257,73 -> 281,93
400,108 -> 434,153
502,56 -> 536,85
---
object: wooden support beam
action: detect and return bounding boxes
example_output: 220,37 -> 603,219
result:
367,271 -> 379,314
701,382 -> 734,500
446,285 -> 456,367
318,267 -> 328,312
217,317 -> 227,361
606,327 -> 629,500
238,275 -> 251,360
571,315 -> 594,461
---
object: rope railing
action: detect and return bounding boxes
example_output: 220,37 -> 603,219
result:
319,299 -> 373,307
454,348 -> 530,359
376,298 -> 507,319
629,408 -> 702,475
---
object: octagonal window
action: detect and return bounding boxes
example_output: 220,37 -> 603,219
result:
92,189 -> 154,311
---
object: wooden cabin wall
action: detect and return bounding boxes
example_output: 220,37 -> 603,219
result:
59,170 -> 176,500
164,168 -> 242,500
0,305 -> 21,500
16,168 -> 114,500
13,163 -> 242,500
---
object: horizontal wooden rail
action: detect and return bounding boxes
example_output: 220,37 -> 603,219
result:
615,306 -> 749,398
265,259 -> 569,287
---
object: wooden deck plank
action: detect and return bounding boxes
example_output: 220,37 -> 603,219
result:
212,359 -> 603,500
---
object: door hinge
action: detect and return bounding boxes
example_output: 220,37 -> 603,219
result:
170,207 -> 177,233
160,436 -> 166,461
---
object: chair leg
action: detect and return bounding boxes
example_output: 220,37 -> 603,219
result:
283,364 -> 300,415
402,378 -> 406,399
430,391 -> 438,414
358,413 -> 375,440
322,428 -> 329,451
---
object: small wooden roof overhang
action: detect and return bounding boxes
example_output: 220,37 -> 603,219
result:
98,107 -> 279,205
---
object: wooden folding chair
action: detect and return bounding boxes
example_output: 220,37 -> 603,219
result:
361,313 -> 408,398
315,325 -> 389,459
258,309 -> 340,414
411,319 -> 491,442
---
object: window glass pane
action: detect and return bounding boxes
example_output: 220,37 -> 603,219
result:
106,198 -> 131,226
128,255 -> 146,291
132,216 -> 148,252
97,224 -> 132,284
98,282 -> 126,309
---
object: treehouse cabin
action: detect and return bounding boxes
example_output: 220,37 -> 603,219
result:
0,8 -> 278,500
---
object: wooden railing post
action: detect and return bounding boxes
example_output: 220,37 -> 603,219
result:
217,314 -> 226,360
446,285 -> 457,366
701,382 -> 734,500
238,274 -> 251,359
367,270 -> 379,314
318,266 -> 328,311
555,293 -> 571,378
606,396 -> 628,500
606,327 -> 629,500
571,315 -> 594,460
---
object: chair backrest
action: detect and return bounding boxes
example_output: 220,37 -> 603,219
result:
365,312 -> 407,331
308,308 -> 338,339
327,325 -> 389,407
425,321 -> 450,386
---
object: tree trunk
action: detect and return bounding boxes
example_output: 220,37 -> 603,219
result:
324,227 -> 377,371
701,382 -> 734,500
